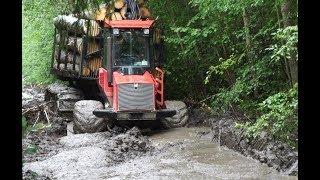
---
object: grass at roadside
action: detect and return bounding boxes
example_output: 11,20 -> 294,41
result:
22,0 -> 71,85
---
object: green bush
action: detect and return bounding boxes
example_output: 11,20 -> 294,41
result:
236,84 -> 298,146
266,26 -> 298,63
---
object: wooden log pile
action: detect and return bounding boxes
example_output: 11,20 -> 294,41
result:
64,0 -> 152,21
53,18 -> 102,77
109,0 -> 152,20
52,0 -> 152,77
55,35 -> 100,55
75,0 -> 152,21
53,0 -> 152,35
53,15 -> 101,36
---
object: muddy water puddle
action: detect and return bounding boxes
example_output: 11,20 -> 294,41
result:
24,127 -> 298,179
104,127 -> 297,179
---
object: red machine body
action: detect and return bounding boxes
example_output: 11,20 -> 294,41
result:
98,68 -> 162,112
94,20 -> 169,120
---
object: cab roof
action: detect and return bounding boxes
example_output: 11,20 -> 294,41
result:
104,19 -> 154,29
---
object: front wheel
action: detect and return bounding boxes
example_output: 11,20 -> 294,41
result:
161,101 -> 189,128
73,100 -> 108,133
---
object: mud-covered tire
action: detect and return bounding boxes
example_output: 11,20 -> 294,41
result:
161,100 -> 188,128
73,100 -> 107,133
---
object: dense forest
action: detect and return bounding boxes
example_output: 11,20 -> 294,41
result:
22,0 -> 298,147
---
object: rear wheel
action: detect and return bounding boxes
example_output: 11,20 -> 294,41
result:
161,101 -> 189,128
73,100 -> 108,133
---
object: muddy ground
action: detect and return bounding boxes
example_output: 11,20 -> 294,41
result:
187,107 -> 298,176
22,86 -> 298,179
22,125 -> 297,179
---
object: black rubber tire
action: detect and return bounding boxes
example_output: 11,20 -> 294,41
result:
161,100 -> 189,128
73,100 -> 108,133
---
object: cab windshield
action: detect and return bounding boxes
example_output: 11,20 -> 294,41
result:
113,30 -> 149,67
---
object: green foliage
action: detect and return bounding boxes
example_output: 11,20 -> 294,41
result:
22,0 -> 71,85
237,84 -> 298,146
205,53 -> 245,84
266,25 -> 298,62
149,0 -> 298,145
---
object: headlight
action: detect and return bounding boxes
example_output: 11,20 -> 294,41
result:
143,28 -> 149,35
113,28 -> 119,35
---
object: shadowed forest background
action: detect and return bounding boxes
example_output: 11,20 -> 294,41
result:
22,0 -> 298,147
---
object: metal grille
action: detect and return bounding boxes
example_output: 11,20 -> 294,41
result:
118,83 -> 154,111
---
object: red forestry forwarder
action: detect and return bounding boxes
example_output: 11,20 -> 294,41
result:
50,0 -> 188,133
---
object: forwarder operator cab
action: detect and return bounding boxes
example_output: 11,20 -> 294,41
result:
103,20 -> 163,82
113,28 -> 150,75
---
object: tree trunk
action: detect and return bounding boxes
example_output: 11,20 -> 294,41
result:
281,0 -> 298,84
242,8 -> 259,97
281,57 -> 292,85
288,53 -> 298,85
281,0 -> 293,27
242,9 -> 251,51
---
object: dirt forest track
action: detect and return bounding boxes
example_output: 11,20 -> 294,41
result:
22,85 -> 298,179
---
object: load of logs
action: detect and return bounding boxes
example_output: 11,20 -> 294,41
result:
78,0 -> 151,21
52,0 -> 152,77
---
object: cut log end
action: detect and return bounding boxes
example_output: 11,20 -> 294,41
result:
95,8 -> 107,21
114,0 -> 125,9
110,12 -> 123,20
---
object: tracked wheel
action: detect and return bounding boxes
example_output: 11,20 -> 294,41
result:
73,100 -> 108,133
161,100 -> 189,128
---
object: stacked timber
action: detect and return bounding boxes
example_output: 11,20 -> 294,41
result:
85,0 -> 152,20
87,0 -> 152,21
70,0 -> 152,21
52,0 -> 152,77
53,14 -> 102,77
53,15 -> 101,36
